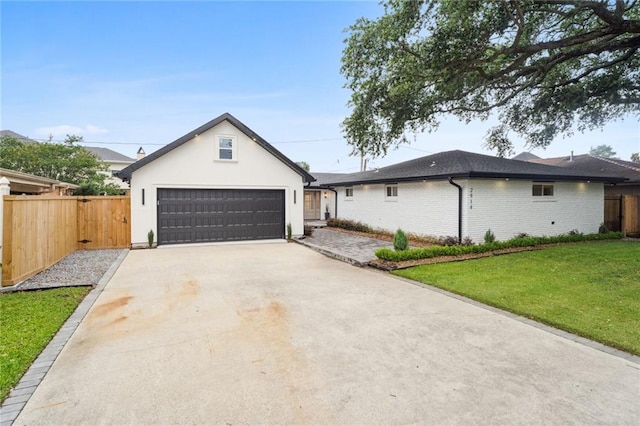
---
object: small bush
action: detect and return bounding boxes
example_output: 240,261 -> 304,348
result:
461,236 -> 474,246
514,232 -> 530,238
567,229 -> 582,236
484,229 -> 496,244
598,223 -> 609,234
438,235 -> 459,246
303,225 -> 314,237
147,229 -> 154,248
394,229 -> 409,251
287,223 -> 292,240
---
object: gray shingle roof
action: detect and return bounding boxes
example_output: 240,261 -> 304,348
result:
512,152 -> 541,161
118,113 -> 315,183
0,130 -> 38,144
530,154 -> 640,183
322,150 -> 627,186
308,172 -> 350,187
84,147 -> 135,163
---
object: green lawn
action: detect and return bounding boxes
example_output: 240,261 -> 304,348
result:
394,241 -> 640,355
0,287 -> 91,401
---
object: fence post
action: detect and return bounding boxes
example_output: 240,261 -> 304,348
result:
0,177 -> 11,287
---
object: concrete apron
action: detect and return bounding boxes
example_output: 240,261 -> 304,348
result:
14,243 -> 640,425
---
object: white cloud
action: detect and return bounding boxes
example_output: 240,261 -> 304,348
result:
35,124 -> 108,140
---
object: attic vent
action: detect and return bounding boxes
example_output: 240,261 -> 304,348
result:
430,161 -> 436,167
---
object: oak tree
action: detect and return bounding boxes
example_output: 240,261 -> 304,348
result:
342,0 -> 640,157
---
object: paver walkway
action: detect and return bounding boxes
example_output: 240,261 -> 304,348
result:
298,228 -> 392,265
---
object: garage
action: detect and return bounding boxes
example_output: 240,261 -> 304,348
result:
157,188 -> 285,245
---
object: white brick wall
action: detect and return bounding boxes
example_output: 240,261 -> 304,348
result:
466,179 -> 604,242
335,178 -> 604,243
337,181 -> 460,238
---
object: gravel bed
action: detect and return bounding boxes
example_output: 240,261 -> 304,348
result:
10,249 -> 126,291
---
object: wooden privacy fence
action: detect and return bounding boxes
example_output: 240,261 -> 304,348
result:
604,195 -> 640,234
2,196 -> 130,286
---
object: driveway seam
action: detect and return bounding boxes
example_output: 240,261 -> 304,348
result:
387,271 -> 640,365
0,249 -> 129,425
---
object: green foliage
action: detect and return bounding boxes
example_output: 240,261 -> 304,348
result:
376,232 -> 623,261
341,1 -> 640,158
0,287 -> 91,401
394,241 -> 640,355
287,222 -> 292,240
484,229 -> 496,244
589,144 -> 617,158
295,161 -> 311,172
0,134 -> 118,194
630,152 -> 639,163
393,229 -> 408,251
327,217 -> 374,233
148,229 -> 154,248
598,223 -> 609,234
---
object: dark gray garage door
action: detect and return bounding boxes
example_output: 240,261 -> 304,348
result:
157,188 -> 285,245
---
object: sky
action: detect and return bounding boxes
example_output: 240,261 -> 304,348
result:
1,0 -> 639,174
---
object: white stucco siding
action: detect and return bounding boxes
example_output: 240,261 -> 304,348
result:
465,179 -> 604,242
129,121 -> 304,245
337,181 -> 460,238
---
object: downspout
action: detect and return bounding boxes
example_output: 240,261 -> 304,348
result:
328,187 -> 338,218
448,177 -> 462,244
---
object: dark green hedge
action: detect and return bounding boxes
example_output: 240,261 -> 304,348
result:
375,232 -> 623,261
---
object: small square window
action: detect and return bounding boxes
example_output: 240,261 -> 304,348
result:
216,136 -> 236,161
345,187 -> 353,198
532,183 -> 554,197
385,185 -> 398,198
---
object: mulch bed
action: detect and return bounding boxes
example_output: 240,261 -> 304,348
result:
326,226 -> 435,247
368,246 -> 541,271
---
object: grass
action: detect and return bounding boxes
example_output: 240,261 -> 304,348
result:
394,241 -> 640,355
0,286 -> 91,401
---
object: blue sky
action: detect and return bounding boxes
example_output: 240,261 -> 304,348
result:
2,1 -> 638,172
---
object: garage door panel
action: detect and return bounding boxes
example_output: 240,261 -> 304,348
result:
157,188 -> 284,245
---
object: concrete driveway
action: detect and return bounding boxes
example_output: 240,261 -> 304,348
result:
15,243 -> 639,425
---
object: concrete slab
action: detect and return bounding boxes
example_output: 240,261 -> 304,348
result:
14,243 -> 640,425
299,227 -> 392,265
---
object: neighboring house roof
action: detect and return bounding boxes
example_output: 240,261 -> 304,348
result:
321,150 -> 627,186
529,154 -> 640,184
308,172 -> 350,188
0,130 -> 38,144
512,152 -> 541,161
84,146 -> 135,163
0,167 -> 79,191
118,113 -> 315,183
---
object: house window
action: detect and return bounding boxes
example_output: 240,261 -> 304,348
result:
345,187 -> 353,198
216,136 -> 236,161
532,183 -> 554,197
385,184 -> 398,198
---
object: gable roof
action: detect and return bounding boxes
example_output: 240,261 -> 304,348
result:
529,154 -> 640,183
322,150 -> 627,186
0,130 -> 38,144
512,152 -> 541,161
84,146 -> 135,163
117,113 -> 315,183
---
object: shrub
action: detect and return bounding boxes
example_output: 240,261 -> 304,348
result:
147,229 -> 154,248
304,225 -> 314,237
287,223 -> 292,240
461,236 -> 474,246
484,229 -> 496,244
514,232 -> 530,238
326,218 -> 374,233
394,229 -> 409,251
567,229 -> 582,236
438,235 -> 459,246
375,232 -> 623,261
598,223 -> 609,234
